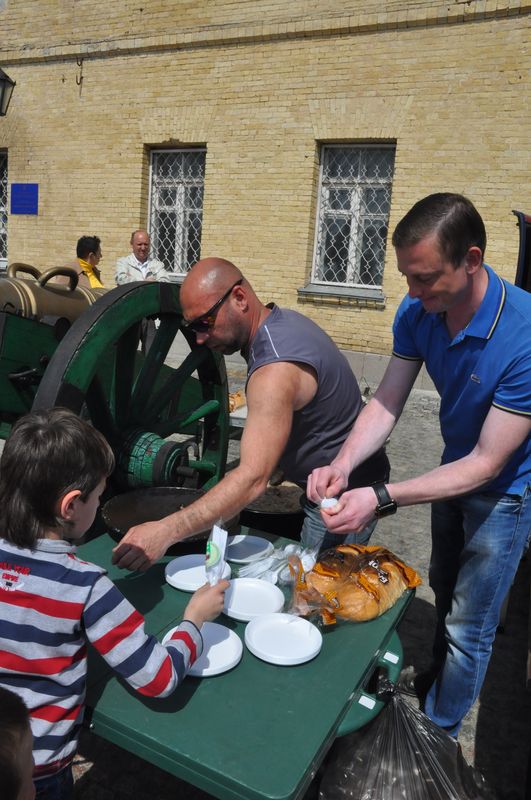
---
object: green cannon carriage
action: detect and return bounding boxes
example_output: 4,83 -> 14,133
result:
0,263 -> 230,495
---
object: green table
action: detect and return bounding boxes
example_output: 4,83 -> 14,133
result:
80,530 -> 413,800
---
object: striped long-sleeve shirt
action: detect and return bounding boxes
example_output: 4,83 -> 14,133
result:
0,538 -> 203,778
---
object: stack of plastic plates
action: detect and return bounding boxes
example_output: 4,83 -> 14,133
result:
226,535 -> 274,563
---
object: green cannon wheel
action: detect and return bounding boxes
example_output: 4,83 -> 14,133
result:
32,281 -> 230,492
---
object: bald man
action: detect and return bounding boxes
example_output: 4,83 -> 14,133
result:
112,258 -> 389,572
115,230 -> 171,285
115,230 -> 172,353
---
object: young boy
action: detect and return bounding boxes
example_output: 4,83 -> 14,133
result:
0,408 -> 228,800
0,686 -> 36,800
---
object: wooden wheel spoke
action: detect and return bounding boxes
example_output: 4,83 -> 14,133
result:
128,316 -> 182,421
155,399 -> 221,438
142,347 -> 210,423
84,375 -> 120,444
113,324 -> 142,427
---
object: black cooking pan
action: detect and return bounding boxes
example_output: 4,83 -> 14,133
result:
102,486 -> 240,554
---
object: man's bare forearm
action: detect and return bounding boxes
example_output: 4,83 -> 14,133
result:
332,395 -> 398,474
332,357 -> 419,475
155,465 -> 268,546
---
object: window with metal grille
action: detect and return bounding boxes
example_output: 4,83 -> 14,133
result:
312,144 -> 396,291
0,152 -> 7,271
148,149 -> 206,277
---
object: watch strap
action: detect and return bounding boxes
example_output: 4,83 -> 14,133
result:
373,482 -> 392,507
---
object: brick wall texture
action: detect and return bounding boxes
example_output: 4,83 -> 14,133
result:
0,0 -> 529,354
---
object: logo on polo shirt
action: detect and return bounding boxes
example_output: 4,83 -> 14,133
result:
0,562 -> 30,591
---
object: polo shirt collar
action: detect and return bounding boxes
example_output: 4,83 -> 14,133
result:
464,264 -> 505,340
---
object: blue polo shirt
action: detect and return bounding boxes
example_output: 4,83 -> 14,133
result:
393,265 -> 531,495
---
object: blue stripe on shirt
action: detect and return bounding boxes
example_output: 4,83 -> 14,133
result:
0,672 -> 87,698
82,582 -> 124,629
0,619 -> 79,647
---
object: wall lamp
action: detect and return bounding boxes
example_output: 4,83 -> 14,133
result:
0,68 -> 16,116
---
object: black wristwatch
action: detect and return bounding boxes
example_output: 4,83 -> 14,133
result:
372,482 -> 398,518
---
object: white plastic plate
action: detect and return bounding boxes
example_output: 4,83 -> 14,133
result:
162,622 -> 243,677
226,534 -> 274,563
244,613 -> 322,666
165,554 -> 231,592
223,578 -> 284,621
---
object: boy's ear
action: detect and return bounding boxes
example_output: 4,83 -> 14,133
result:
58,490 -> 82,521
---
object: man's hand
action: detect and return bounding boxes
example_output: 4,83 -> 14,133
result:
319,486 -> 377,533
306,463 -> 349,505
112,518 -> 177,571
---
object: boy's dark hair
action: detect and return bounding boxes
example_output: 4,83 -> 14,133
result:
392,193 -> 487,267
0,408 -> 114,548
76,235 -> 101,260
0,687 -> 31,800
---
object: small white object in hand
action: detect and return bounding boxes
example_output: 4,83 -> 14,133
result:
320,497 -> 339,509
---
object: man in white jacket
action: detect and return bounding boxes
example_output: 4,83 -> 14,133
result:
115,230 -> 172,353
115,230 -> 171,284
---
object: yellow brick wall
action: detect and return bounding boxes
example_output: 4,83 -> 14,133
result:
0,1 -> 529,354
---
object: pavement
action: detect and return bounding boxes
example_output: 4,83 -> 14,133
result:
72,377 -> 531,800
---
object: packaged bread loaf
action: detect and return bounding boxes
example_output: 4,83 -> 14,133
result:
291,544 -> 421,624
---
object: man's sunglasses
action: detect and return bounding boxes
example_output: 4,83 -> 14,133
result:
182,278 -> 243,334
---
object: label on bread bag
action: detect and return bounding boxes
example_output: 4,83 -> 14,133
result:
368,558 -> 389,584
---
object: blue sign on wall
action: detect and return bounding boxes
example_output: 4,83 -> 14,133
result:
11,183 -> 39,215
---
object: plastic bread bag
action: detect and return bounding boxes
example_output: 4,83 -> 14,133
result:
290,545 -> 422,625
319,676 -> 496,800
205,522 -> 228,585
287,554 -> 338,625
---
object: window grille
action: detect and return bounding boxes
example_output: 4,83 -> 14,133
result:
148,149 -> 206,276
0,152 -> 7,270
312,145 -> 396,290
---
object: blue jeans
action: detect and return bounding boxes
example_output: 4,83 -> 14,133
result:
300,498 -> 377,553
35,765 -> 74,800
424,486 -> 531,737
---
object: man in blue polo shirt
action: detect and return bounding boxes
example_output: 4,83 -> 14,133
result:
308,193 -> 531,737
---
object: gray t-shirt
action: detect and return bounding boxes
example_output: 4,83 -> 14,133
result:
246,305 -> 389,489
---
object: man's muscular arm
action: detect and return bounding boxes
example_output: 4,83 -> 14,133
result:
112,362 -> 315,571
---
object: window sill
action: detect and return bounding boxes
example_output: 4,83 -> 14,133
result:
297,283 -> 386,305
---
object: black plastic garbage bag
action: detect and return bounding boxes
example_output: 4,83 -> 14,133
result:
319,684 -> 497,800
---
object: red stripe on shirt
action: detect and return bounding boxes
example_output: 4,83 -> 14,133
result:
137,655 -> 173,697
32,703 -> 82,723
92,609 -> 144,655
0,588 -> 83,620
34,755 -> 74,778
169,629 -> 197,663
0,644 -> 86,675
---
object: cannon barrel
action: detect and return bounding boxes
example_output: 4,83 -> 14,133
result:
1,263 -> 106,323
